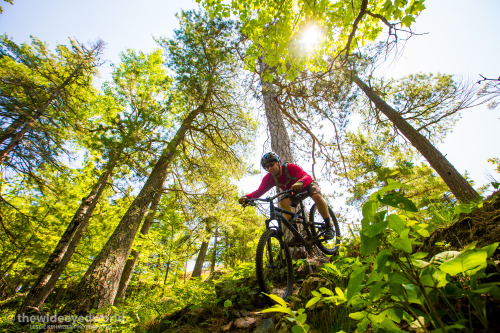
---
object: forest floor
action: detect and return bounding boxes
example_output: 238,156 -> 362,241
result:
143,191 -> 500,333
418,190 -> 500,259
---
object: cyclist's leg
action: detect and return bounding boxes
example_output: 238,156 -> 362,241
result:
307,182 -> 334,236
279,197 -> 293,220
306,181 -> 329,218
310,193 -> 330,219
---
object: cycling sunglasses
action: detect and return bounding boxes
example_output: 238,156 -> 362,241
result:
264,161 -> 278,170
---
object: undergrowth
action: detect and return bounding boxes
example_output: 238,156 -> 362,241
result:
263,181 -> 500,333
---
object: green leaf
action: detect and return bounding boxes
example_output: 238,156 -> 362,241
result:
362,199 -> 378,222
392,237 -> 412,253
349,311 -> 367,320
347,265 -> 367,302
361,233 -> 382,256
481,242 -> 499,257
470,284 -> 500,294
223,299 -> 232,307
261,306 -> 292,315
401,15 -> 416,27
416,228 -> 430,237
388,272 -> 410,285
439,250 -> 488,275
264,293 -> 288,307
363,220 -> 388,237
379,192 -> 418,212
369,281 -> 388,301
374,210 -> 388,223
411,252 -> 429,259
319,287 -> 334,295
387,214 -> 406,233
377,179 -> 412,196
375,249 -> 393,274
305,296 -> 321,308
403,284 -> 423,304
296,313 -> 307,324
292,325 -> 307,333
335,287 -> 345,300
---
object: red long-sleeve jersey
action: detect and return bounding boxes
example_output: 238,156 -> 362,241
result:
245,163 -> 312,199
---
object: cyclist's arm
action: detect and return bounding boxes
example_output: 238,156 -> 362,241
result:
287,164 -> 312,187
245,174 -> 274,199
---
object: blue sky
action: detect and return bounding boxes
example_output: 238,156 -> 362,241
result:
384,0 -> 500,192
1,0 -> 499,193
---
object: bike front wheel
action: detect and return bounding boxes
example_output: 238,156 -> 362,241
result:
255,228 -> 294,300
309,204 -> 341,255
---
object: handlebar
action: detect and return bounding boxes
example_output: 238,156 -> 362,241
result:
241,189 -> 307,207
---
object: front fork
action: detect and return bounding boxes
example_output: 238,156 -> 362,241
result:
264,218 -> 287,268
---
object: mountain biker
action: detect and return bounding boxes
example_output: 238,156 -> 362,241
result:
238,152 -> 335,241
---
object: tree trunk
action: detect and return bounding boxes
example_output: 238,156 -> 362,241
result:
191,241 -> 209,278
191,218 -> 214,278
211,226 -> 218,273
259,58 -> 295,164
114,191 -> 163,304
183,260 -> 188,284
163,261 -> 171,285
0,116 -> 27,145
16,153 -> 119,317
62,103 -> 205,315
352,74 -> 480,203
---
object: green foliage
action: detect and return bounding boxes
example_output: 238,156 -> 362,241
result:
339,130 -> 462,230
0,0 -> 13,14
0,161 -> 126,307
338,181 -> 499,332
111,275 -> 218,332
0,34 -> 103,173
199,0 -> 426,81
264,182 -> 498,333
261,294 -> 310,333
228,262 -> 255,279
361,73 -> 468,144
488,157 -> 500,179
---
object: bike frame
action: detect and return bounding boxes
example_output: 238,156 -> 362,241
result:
251,190 -> 315,248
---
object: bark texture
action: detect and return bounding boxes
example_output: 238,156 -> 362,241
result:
63,104 -> 205,315
114,191 -> 163,304
259,58 -> 295,164
16,153 -> 119,317
191,218 -> 214,278
353,74 -> 480,203
191,241 -> 209,278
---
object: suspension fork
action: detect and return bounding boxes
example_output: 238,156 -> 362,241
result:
265,201 -> 288,267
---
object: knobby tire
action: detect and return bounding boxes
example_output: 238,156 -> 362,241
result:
309,204 -> 341,255
255,228 -> 294,301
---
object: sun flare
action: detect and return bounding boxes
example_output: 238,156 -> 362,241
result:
300,24 -> 322,51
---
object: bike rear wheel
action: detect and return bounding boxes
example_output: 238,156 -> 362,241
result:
309,204 -> 340,255
255,228 -> 294,300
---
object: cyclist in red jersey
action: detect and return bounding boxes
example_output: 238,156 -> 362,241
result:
239,152 -> 334,240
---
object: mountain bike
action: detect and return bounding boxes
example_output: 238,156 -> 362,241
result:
243,189 -> 341,300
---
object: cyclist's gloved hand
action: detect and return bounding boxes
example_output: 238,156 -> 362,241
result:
238,196 -> 248,205
291,181 -> 303,192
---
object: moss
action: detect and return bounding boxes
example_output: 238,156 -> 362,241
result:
418,190 -> 500,260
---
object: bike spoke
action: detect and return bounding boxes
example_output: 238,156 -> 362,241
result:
256,229 -> 293,301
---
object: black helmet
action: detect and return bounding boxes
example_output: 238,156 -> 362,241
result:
261,152 -> 281,168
